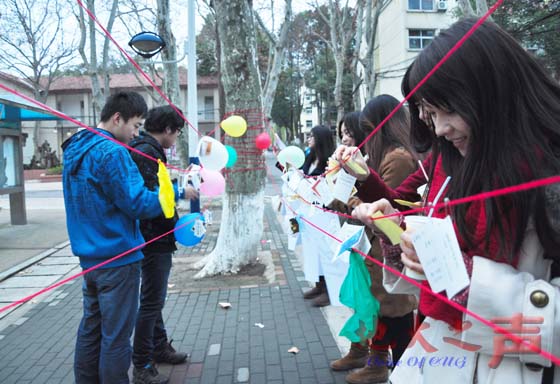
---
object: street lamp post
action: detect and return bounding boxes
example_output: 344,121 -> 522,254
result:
128,25 -> 200,213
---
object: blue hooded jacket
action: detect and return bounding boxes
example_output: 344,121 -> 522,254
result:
62,128 -> 162,269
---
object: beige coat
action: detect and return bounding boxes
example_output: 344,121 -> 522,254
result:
366,147 -> 418,317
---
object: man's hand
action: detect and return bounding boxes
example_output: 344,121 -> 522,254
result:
184,186 -> 199,200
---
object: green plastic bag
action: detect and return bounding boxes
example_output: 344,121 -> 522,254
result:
339,251 -> 380,343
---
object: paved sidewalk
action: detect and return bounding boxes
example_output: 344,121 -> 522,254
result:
0,200 -> 349,383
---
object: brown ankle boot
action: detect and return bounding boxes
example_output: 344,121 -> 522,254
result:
345,349 -> 390,384
330,342 -> 368,371
312,291 -> 330,307
303,281 -> 324,300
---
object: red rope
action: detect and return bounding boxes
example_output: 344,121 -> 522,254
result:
265,164 -> 560,366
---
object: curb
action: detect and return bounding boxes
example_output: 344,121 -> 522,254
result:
0,240 -> 70,283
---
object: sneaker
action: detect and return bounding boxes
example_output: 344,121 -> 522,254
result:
154,339 -> 189,365
133,363 -> 169,384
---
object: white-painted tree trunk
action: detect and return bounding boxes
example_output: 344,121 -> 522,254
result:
195,0 -> 266,278
194,190 -> 264,277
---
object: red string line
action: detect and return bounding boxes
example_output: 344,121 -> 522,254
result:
0,83 -> 190,174
319,0 -> 504,180
0,212 -> 201,314
75,0 -> 201,138
265,165 -> 560,366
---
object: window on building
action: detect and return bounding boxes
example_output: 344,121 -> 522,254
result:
408,29 -> 435,50
204,96 -> 214,120
305,107 -> 312,114
408,0 -> 434,10
306,120 -> 313,128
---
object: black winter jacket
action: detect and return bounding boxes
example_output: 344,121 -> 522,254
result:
129,132 -> 178,253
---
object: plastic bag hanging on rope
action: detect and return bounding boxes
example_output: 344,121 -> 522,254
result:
339,251 -> 380,343
157,159 -> 175,218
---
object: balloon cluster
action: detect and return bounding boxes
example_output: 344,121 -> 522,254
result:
193,115 -> 271,198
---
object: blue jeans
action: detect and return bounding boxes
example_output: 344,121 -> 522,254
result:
74,262 -> 141,384
132,251 -> 172,368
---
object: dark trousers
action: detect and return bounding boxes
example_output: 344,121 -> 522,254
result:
74,262 -> 141,384
371,312 -> 415,365
132,251 -> 172,368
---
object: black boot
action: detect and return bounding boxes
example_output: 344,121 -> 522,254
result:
153,339 -> 189,365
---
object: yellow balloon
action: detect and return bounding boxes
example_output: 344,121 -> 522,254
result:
157,160 -> 175,219
220,115 -> 247,137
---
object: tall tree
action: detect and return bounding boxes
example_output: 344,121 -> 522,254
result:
316,0 -> 358,124
74,0 -> 119,115
360,0 -> 383,101
255,0 -> 293,118
156,0 -> 189,165
0,0 -> 75,159
195,0 -> 267,277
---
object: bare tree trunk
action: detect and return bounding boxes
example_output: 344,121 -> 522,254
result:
195,0 -> 266,278
457,0 -> 475,17
0,0 -> 74,162
475,0 -> 490,19
364,0 -> 382,100
320,0 -> 357,125
156,0 -> 189,166
77,0 -> 115,115
258,0 -> 293,118
351,0 -> 364,110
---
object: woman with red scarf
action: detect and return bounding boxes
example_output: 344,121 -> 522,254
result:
339,18 -> 560,384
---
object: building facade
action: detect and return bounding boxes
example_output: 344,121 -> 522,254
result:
17,70 -> 220,165
374,0 -> 458,99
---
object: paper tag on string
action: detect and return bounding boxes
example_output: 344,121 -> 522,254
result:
203,210 -> 213,225
410,216 -> 469,298
332,169 -> 357,204
287,170 -> 303,192
333,223 -> 371,263
311,178 -> 335,206
371,211 -> 404,245
288,233 -> 299,251
193,219 -> 206,238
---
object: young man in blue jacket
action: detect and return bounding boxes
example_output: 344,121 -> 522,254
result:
62,92 -> 163,384
129,106 -> 198,384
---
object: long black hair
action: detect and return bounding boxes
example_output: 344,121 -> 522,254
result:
402,18 -> 560,262
360,94 -> 417,171
303,125 -> 335,176
338,111 -> 366,149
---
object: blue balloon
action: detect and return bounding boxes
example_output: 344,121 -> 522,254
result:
175,213 -> 206,246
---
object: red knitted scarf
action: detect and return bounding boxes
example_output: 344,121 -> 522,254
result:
418,156 -> 514,329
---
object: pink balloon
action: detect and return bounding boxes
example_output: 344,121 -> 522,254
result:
255,132 -> 271,150
200,168 -> 225,196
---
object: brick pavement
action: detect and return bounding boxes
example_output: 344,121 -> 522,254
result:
0,199 -> 349,384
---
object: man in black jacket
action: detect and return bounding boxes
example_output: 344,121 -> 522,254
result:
129,106 -> 198,384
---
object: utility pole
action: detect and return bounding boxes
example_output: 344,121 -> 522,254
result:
187,0 -> 200,213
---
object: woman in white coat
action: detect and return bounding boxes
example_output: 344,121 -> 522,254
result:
348,18 -> 560,383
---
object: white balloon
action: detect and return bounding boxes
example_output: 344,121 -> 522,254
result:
197,136 -> 229,171
277,146 -> 305,168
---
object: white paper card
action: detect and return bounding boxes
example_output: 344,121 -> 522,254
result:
332,169 -> 357,204
203,210 -> 213,225
311,178 -> 335,206
296,179 -> 318,204
287,170 -> 303,192
288,233 -> 299,251
193,219 -> 206,237
410,216 -> 469,298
